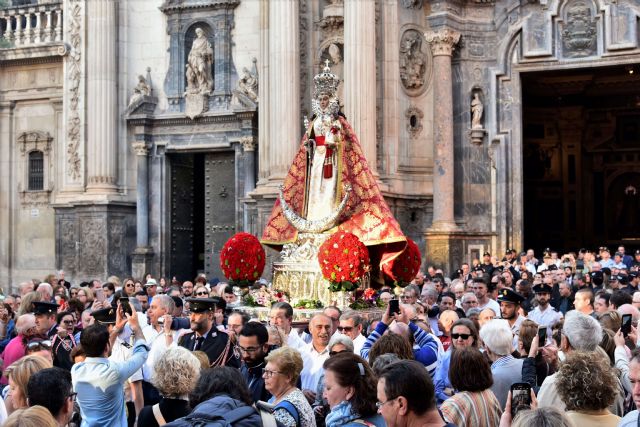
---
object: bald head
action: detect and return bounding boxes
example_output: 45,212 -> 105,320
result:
309,314 -> 332,351
15,313 -> 36,335
439,310 -> 459,333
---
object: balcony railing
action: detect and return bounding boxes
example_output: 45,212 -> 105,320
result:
0,1 -> 63,48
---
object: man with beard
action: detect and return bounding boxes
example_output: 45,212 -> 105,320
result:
498,288 -> 526,354
238,322 -> 271,403
527,283 -> 562,337
181,280 -> 194,298
178,297 -> 239,367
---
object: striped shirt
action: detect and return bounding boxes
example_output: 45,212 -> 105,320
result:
441,389 -> 503,427
360,321 -> 441,377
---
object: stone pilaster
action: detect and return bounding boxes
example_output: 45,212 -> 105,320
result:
85,0 -> 118,193
241,136 -> 257,195
257,0 -> 270,184
267,0 -> 299,182
424,28 -> 460,231
343,0 -> 377,172
132,142 -> 150,248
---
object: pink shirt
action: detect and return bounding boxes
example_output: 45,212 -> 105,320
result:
1,335 -> 26,384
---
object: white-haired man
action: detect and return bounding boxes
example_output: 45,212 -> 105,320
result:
537,310 -> 624,414
479,319 -> 523,408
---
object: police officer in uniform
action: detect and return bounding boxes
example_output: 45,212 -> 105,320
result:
178,297 -> 240,368
32,301 -> 59,338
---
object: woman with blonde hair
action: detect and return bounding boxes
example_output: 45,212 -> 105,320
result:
16,292 -> 42,317
76,287 -> 94,310
3,405 -> 57,427
264,347 -> 316,427
138,347 -> 202,426
4,355 -> 52,414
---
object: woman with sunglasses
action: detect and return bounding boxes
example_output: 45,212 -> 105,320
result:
50,311 -> 77,371
263,346 -> 315,427
122,278 -> 137,297
434,318 -> 479,405
193,285 -> 210,299
312,335 -> 354,423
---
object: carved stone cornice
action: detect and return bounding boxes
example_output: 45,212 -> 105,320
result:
160,0 -> 239,13
424,29 -> 461,56
0,43 -> 67,65
131,142 -> 149,156
240,136 -> 255,152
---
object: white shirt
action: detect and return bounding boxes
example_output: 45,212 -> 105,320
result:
142,323 -> 188,382
109,331 -> 143,403
352,333 -> 366,355
528,305 -> 562,336
300,342 -> 329,391
478,298 -> 500,315
286,329 -> 307,351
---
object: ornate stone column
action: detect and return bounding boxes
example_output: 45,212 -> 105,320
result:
85,0 -> 118,193
267,0 -> 299,182
423,28 -> 461,274
241,137 -> 257,195
343,0 -> 376,172
425,28 -> 460,231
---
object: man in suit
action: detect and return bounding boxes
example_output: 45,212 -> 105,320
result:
32,301 -> 59,338
178,297 -> 239,368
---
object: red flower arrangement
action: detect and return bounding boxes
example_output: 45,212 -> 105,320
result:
318,231 -> 370,292
382,238 -> 421,287
220,232 -> 266,287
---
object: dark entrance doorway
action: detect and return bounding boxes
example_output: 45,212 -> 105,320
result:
169,151 -> 236,282
522,64 -> 640,255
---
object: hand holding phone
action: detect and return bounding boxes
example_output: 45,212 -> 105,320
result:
389,299 -> 400,316
119,297 -> 132,316
622,313 -> 632,337
538,326 -> 547,347
95,288 -> 105,303
510,383 -> 532,418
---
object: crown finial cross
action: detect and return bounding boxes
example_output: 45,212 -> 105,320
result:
324,59 -> 331,69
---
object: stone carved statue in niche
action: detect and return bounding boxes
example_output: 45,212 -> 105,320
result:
238,66 -> 258,102
186,28 -> 214,95
128,74 -> 151,107
400,30 -> 426,93
471,93 -> 484,129
561,2 -> 597,58
401,0 -> 423,8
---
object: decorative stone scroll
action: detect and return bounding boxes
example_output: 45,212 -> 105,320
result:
400,29 -> 429,95
424,28 -> 461,57
66,0 -> 83,180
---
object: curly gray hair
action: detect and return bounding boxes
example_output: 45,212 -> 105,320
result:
152,347 -> 201,397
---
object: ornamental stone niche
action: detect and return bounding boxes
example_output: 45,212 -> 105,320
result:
560,0 -> 598,58
17,131 -> 53,206
400,28 -> 431,96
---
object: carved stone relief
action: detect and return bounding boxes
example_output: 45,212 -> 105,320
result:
405,106 -> 424,139
299,0 -> 310,119
80,217 -> 107,277
401,0 -> 423,9
109,219 -> 126,273
66,0 -> 82,180
400,29 -> 430,96
561,1 -> 597,58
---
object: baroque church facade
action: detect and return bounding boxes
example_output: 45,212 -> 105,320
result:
0,0 -> 639,285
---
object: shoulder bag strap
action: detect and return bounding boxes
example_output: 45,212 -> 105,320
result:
274,400 -> 300,425
152,403 -> 167,426
223,405 -> 258,425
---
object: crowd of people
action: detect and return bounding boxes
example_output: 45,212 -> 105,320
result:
0,246 -> 639,426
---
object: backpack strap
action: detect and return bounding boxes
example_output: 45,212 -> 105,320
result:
223,405 -> 258,425
152,403 -> 167,426
349,421 -> 374,427
274,400 -> 300,425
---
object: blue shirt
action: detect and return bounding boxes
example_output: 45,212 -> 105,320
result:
71,339 -> 149,427
434,350 -> 453,404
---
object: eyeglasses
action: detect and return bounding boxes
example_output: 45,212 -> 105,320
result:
62,319 -> 75,324
236,345 -> 261,354
27,340 -> 52,350
375,397 -> 397,409
262,368 -> 284,378
451,333 -> 471,340
68,392 -> 77,402
196,292 -> 209,296
337,326 -> 354,332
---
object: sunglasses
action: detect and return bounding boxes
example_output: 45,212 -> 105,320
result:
62,319 -> 75,324
451,333 -> 471,340
196,292 -> 209,296
329,350 -> 346,356
27,340 -> 52,350
125,283 -> 134,287
337,326 -> 354,332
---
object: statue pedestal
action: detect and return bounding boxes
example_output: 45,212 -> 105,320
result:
185,93 -> 209,120
272,233 -> 353,308
470,127 -> 486,145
